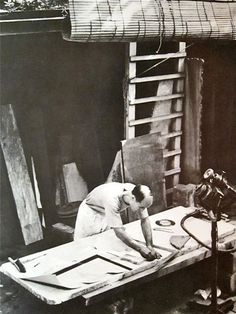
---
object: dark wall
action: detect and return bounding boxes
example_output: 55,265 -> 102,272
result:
1,32 -> 125,246
187,42 -> 236,184
1,33 -> 125,182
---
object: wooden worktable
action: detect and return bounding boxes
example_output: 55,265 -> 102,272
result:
1,206 -> 235,306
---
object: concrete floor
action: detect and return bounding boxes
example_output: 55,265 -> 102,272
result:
0,236 -> 235,314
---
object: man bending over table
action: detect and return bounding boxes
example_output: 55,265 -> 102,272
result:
74,182 -> 161,261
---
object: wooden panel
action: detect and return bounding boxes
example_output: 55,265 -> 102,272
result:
106,150 -> 123,183
0,104 -> 43,245
62,162 -> 88,203
122,134 -> 166,217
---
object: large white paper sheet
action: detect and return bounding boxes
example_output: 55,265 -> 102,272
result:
20,254 -> 130,289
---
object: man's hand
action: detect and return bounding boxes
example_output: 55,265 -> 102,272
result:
113,227 -> 162,261
147,245 -> 162,260
138,245 -> 161,261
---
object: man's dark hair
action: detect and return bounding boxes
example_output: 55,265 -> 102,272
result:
132,184 -> 145,203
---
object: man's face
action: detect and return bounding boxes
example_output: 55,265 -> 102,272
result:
129,194 -> 153,212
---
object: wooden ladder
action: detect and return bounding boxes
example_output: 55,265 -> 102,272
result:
124,42 -> 186,204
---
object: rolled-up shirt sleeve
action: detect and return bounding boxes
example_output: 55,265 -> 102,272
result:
137,208 -> 149,220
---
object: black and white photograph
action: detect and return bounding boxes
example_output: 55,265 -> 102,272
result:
0,0 -> 236,313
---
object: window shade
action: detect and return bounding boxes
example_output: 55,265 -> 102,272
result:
63,0 -> 236,42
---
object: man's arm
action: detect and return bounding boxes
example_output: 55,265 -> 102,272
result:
140,216 -> 153,247
140,216 -> 162,259
113,227 -> 156,261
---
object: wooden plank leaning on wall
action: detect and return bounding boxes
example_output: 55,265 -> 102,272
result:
0,104 -> 43,245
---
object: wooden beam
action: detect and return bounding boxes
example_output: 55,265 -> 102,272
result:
161,131 -> 182,139
130,93 -> 184,105
172,42 -> 186,186
130,73 -> 184,84
163,149 -> 182,158
130,52 -> 187,62
0,104 -> 43,245
125,42 -> 137,139
129,113 -> 183,126
165,168 -> 181,177
0,17 -> 64,36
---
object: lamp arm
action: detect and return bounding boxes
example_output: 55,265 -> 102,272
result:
180,210 -> 236,253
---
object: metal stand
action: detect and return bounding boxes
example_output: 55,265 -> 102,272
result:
208,209 -> 230,314
209,219 -> 220,314
190,168 -> 236,314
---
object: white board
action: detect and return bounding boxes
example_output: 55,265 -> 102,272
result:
63,162 -> 88,203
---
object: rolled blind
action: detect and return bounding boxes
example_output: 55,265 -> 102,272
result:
63,0 -> 236,42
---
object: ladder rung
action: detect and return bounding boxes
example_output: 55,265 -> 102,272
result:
130,73 -> 184,84
129,113 -> 183,126
130,52 -> 186,62
161,131 -> 182,139
163,149 -> 182,158
130,93 -> 184,105
165,168 -> 181,177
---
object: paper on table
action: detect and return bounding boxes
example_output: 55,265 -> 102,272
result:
125,207 -> 235,252
23,271 -> 104,289
21,256 -> 85,278
94,230 -> 129,252
20,257 -> 72,277
103,250 -> 146,265
23,274 -> 84,289
20,247 -> 98,277
21,256 -> 128,289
